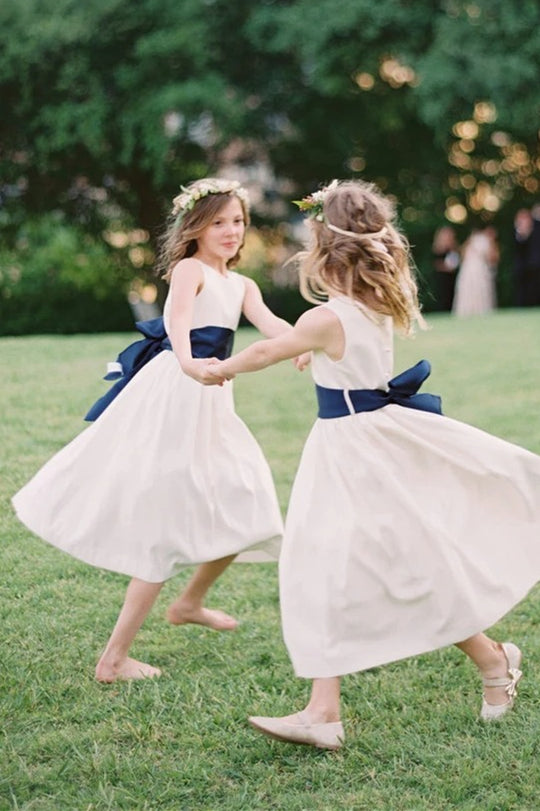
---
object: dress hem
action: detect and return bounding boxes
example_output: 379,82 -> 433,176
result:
289,581 -> 539,679
12,499 -> 281,582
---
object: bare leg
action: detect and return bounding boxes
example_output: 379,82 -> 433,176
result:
296,677 -> 342,723
456,633 -> 512,706
95,578 -> 164,683
255,677 -> 341,727
166,554 -> 238,630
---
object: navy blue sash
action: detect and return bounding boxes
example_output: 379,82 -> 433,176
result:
84,317 -> 234,421
316,359 -> 442,419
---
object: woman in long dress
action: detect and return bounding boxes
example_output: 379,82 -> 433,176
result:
453,226 -> 499,316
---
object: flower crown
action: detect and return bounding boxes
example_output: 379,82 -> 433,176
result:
172,179 -> 250,221
292,180 -> 339,221
293,179 -> 389,247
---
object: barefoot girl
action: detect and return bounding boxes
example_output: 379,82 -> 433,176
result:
209,179 -> 540,749
12,178 -> 288,682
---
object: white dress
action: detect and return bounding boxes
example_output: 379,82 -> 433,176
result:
12,261 -> 282,582
280,297 -> 540,679
453,232 -> 497,316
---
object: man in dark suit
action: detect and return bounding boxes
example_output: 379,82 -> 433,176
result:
513,209 -> 533,306
528,204 -> 540,306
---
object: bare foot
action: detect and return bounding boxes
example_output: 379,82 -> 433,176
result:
166,602 -> 238,631
95,656 -> 162,683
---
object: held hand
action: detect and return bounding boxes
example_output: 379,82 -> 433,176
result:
187,358 -> 227,386
293,352 -> 311,372
208,358 -> 236,382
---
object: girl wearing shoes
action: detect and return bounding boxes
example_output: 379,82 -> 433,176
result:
12,178 -> 288,682
208,179 -> 540,749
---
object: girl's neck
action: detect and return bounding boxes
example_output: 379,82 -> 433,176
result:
193,250 -> 229,275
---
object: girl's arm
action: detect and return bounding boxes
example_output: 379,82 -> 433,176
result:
242,275 -> 311,371
241,277 -> 292,338
212,306 -> 342,378
168,259 -> 226,385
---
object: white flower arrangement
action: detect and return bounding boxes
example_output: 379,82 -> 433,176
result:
172,178 -> 250,220
293,179 -> 339,221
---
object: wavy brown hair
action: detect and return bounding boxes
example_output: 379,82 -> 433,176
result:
157,179 -> 250,282
297,180 -> 423,334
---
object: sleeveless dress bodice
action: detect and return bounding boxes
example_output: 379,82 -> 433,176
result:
163,262 -> 246,334
311,297 -> 394,391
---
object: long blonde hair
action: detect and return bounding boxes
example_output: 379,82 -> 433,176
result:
297,180 -> 423,334
157,178 -> 250,282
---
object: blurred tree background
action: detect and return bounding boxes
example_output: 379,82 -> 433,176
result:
0,0 -> 539,333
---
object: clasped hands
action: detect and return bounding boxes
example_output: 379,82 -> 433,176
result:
206,358 -> 233,386
184,358 -> 231,386
190,352 -> 311,387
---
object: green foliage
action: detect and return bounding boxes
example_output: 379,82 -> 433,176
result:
0,0 -> 255,231
1,0 -> 538,225
261,286 -> 311,326
415,0 -> 540,136
0,0 -> 538,320
0,215 -> 133,334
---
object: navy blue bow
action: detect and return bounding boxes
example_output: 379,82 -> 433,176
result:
316,359 -> 442,419
84,317 -> 234,421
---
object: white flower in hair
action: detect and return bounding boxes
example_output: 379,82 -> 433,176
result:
172,178 -> 250,219
293,179 -> 339,221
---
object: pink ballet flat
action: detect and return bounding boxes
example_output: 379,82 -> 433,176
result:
480,642 -> 523,721
248,711 -> 344,750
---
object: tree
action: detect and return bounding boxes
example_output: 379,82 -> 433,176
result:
1,0 -> 538,308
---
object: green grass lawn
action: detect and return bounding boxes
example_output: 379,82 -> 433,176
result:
1,309 -> 540,811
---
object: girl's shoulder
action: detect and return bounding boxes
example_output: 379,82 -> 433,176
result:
169,256 -> 205,279
167,258 -> 205,298
295,301 -> 342,338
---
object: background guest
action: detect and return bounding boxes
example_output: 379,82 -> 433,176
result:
513,208 -> 534,306
431,226 -> 460,312
453,226 -> 499,317
527,204 -> 540,306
